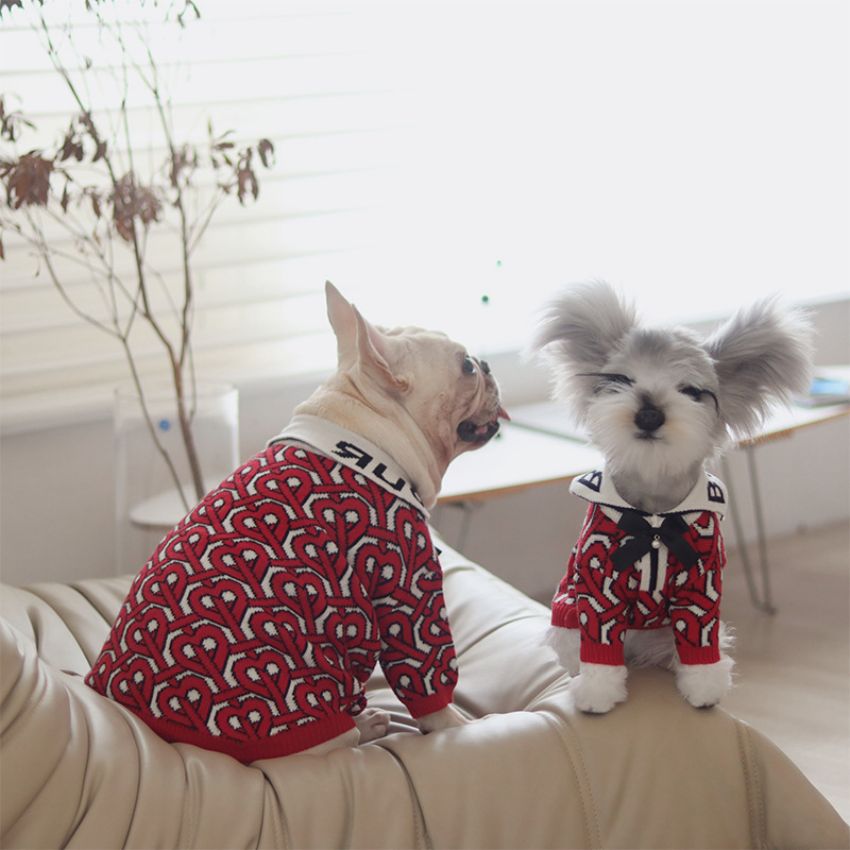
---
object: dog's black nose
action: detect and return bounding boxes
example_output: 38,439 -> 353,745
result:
634,405 -> 665,433
480,360 -> 491,375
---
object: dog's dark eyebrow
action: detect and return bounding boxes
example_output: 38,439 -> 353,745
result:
575,372 -> 635,385
680,384 -> 720,413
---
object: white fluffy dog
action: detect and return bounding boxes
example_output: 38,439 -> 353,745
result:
533,282 -> 812,713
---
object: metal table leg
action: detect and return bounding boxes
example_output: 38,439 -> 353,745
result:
721,448 -> 777,615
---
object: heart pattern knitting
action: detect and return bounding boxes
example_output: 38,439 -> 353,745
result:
85,439 -> 458,762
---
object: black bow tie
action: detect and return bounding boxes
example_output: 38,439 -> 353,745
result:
610,510 -> 699,571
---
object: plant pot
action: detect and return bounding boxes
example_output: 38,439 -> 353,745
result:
113,380 -> 239,574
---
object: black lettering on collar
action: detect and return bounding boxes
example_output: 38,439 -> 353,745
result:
374,462 -> 405,493
578,470 -> 603,492
707,480 -> 725,504
333,440 -> 412,498
333,441 -> 372,469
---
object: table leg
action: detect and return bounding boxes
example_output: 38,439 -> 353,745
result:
721,452 -> 777,615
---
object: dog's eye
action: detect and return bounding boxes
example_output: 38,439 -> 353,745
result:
679,385 -> 719,412
462,356 -> 477,375
680,385 -> 704,401
603,374 -> 634,387
577,372 -> 634,392
576,372 -> 634,385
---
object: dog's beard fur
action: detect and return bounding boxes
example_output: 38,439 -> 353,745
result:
586,373 -> 720,507
577,335 -> 725,511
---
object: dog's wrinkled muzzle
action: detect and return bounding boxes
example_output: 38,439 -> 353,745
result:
457,405 -> 511,445
456,358 -> 509,445
457,419 -> 500,444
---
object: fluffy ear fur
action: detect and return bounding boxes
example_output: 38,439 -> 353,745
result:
532,281 -> 637,421
704,298 -> 814,437
533,281 -> 636,369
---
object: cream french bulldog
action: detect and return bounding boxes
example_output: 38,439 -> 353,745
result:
86,282 -> 507,762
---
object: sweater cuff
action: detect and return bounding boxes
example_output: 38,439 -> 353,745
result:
551,604 -> 578,630
579,641 -> 625,666
676,645 -> 721,665
402,689 -> 455,720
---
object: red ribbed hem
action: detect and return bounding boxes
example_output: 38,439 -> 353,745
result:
551,605 -> 577,630
404,689 -> 454,720
677,645 -> 721,665
136,710 -> 356,763
579,642 -> 625,666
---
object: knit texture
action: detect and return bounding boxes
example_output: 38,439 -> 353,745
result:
86,434 -> 457,762
552,470 -> 727,666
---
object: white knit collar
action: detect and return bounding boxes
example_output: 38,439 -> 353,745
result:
268,414 -> 429,516
570,468 -> 727,518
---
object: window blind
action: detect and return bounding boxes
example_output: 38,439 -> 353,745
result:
2,0 -> 847,433
1,0 -> 398,431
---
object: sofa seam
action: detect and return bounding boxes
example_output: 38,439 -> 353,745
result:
373,743 -> 432,850
735,719 -> 767,850
539,710 -> 602,850
250,767 -> 292,850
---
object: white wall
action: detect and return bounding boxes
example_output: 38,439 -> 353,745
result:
1,298 -> 847,590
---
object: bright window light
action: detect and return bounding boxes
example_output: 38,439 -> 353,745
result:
2,0 -> 847,427
352,0 -> 850,353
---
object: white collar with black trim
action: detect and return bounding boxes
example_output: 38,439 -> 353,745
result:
268,414 -> 428,516
570,468 -> 727,519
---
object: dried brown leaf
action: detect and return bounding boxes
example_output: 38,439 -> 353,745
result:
236,168 -> 258,205
6,153 -> 53,208
110,172 -> 162,241
0,0 -> 25,16
257,138 -> 275,169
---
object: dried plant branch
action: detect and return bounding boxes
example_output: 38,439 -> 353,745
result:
1,0 -> 274,509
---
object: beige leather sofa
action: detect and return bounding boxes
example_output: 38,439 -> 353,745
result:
2,538 -> 847,850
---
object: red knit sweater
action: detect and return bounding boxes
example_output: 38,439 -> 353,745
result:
552,469 -> 728,666
86,417 -> 457,762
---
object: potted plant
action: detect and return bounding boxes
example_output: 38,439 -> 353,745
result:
0,0 -> 275,565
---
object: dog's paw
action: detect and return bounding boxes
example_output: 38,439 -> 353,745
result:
354,707 -> 391,743
543,626 -> 581,676
417,703 -> 468,734
573,662 -> 628,714
676,657 -> 734,708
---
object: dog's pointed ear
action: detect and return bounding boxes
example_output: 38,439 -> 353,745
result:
352,307 -> 411,395
532,281 -> 636,369
704,298 -> 813,437
325,281 -> 359,367
324,282 -> 409,391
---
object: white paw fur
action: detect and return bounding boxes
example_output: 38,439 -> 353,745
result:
675,657 -> 734,708
543,625 -> 581,676
573,662 -> 628,714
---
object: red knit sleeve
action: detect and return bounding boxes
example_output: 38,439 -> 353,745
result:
551,503 -> 597,629
372,507 -> 457,718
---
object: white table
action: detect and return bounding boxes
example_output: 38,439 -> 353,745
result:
439,423 -> 602,503
438,395 -> 850,614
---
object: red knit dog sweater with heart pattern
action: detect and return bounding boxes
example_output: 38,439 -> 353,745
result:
86,416 -> 458,762
552,468 -> 728,666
